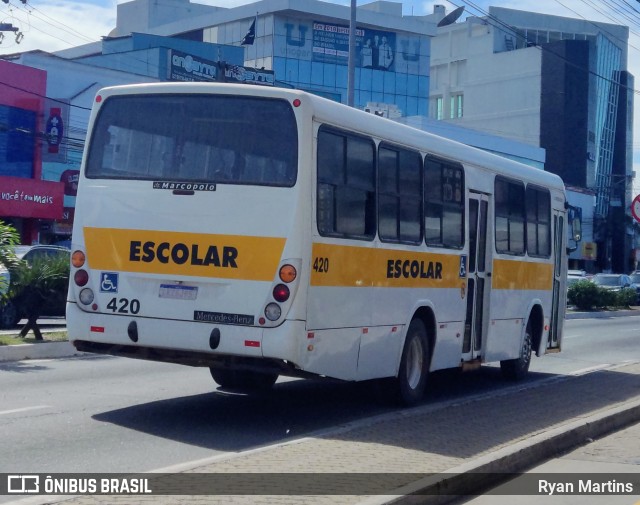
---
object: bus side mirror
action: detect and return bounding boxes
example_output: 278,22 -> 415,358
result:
566,204 -> 582,254
572,217 -> 582,243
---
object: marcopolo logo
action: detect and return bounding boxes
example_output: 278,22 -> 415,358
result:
153,181 -> 216,192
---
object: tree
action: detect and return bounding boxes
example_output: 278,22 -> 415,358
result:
9,254 -> 70,340
0,220 -> 20,299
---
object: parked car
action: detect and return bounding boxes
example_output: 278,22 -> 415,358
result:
0,245 -> 70,329
566,270 -> 590,307
591,273 -> 640,303
567,269 -> 588,289
630,272 -> 640,285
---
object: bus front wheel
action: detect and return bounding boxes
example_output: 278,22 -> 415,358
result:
500,320 -> 533,380
209,368 -> 278,392
395,318 -> 431,406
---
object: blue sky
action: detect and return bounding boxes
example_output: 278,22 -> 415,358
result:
1,0 -> 639,193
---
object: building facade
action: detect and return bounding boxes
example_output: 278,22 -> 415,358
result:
430,7 -> 634,273
0,59 -> 65,244
1,52 -> 164,244
105,0 -> 437,116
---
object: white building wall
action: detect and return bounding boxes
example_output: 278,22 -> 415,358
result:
463,48 -> 542,147
430,18 -> 542,147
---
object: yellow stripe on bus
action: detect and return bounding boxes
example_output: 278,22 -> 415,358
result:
311,243 -> 464,288
492,258 -> 553,291
83,227 -> 286,281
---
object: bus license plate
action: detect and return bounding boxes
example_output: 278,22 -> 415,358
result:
159,284 -> 198,300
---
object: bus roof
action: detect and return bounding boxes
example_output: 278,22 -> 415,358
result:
94,82 -> 566,194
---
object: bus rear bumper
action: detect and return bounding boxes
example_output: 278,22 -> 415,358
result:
67,303 -> 306,371
72,339 -> 311,378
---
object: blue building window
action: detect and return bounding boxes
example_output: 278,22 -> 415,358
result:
0,105 -> 34,178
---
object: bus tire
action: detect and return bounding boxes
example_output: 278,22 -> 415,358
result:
209,368 -> 278,392
500,319 -> 533,381
395,318 -> 431,406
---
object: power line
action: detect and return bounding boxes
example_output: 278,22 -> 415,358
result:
0,79 -> 92,111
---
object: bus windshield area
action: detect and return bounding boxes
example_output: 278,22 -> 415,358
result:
85,93 -> 298,187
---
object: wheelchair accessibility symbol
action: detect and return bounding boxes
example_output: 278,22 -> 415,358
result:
100,272 -> 119,293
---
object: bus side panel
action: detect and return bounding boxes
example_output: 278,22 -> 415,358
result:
371,286 -> 466,374
300,326 -> 362,381
356,325 -> 402,380
484,258 -> 553,362
429,320 -> 466,371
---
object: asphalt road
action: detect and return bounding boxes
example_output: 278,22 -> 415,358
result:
1,316 -> 639,488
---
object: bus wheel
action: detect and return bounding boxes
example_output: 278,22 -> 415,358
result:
395,318 -> 431,406
209,368 -> 278,392
500,320 -> 533,381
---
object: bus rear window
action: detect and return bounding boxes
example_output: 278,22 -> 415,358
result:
85,94 -> 298,187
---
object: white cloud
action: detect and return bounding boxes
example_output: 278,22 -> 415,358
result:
0,0 -> 116,54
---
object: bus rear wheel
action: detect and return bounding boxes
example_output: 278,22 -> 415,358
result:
395,318 -> 431,406
500,320 -> 533,381
209,368 -> 278,392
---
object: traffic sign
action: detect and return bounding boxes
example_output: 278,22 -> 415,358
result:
632,194 -> 640,224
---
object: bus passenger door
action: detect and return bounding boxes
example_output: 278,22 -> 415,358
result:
462,193 -> 490,363
547,212 -> 566,351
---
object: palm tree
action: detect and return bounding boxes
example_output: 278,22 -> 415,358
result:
0,220 -> 20,280
9,255 -> 69,340
0,221 -> 20,328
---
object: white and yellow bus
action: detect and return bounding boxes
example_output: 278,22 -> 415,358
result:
67,83 -> 576,405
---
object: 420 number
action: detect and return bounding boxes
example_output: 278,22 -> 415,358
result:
313,256 -> 329,273
106,297 -> 141,314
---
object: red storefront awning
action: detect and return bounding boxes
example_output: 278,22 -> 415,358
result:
0,176 -> 64,220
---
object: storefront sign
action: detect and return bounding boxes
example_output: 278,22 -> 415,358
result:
0,176 -> 64,219
42,99 -> 70,163
223,65 -> 274,86
582,242 -> 597,261
312,21 -> 396,71
60,169 -> 79,196
53,207 -> 75,235
169,50 -> 218,82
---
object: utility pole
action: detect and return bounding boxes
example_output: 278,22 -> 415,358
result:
347,0 -> 356,107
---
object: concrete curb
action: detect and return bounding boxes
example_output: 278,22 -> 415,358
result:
565,309 -> 640,320
359,397 -> 640,505
0,340 -> 83,362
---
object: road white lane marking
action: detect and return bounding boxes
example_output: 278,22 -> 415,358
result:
0,406 -> 50,416
569,364 -> 612,376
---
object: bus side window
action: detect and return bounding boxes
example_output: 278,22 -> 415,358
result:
495,177 -> 526,255
424,156 -> 464,249
317,127 -> 375,240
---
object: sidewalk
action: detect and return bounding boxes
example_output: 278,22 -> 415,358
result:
0,324 -> 76,362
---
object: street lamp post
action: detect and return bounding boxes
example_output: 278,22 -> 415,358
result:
347,0 -> 356,107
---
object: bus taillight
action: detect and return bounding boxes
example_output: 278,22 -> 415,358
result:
72,250 -> 86,267
279,264 -> 297,283
264,303 -> 282,322
79,288 -> 94,305
273,284 -> 290,302
74,269 -> 89,287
